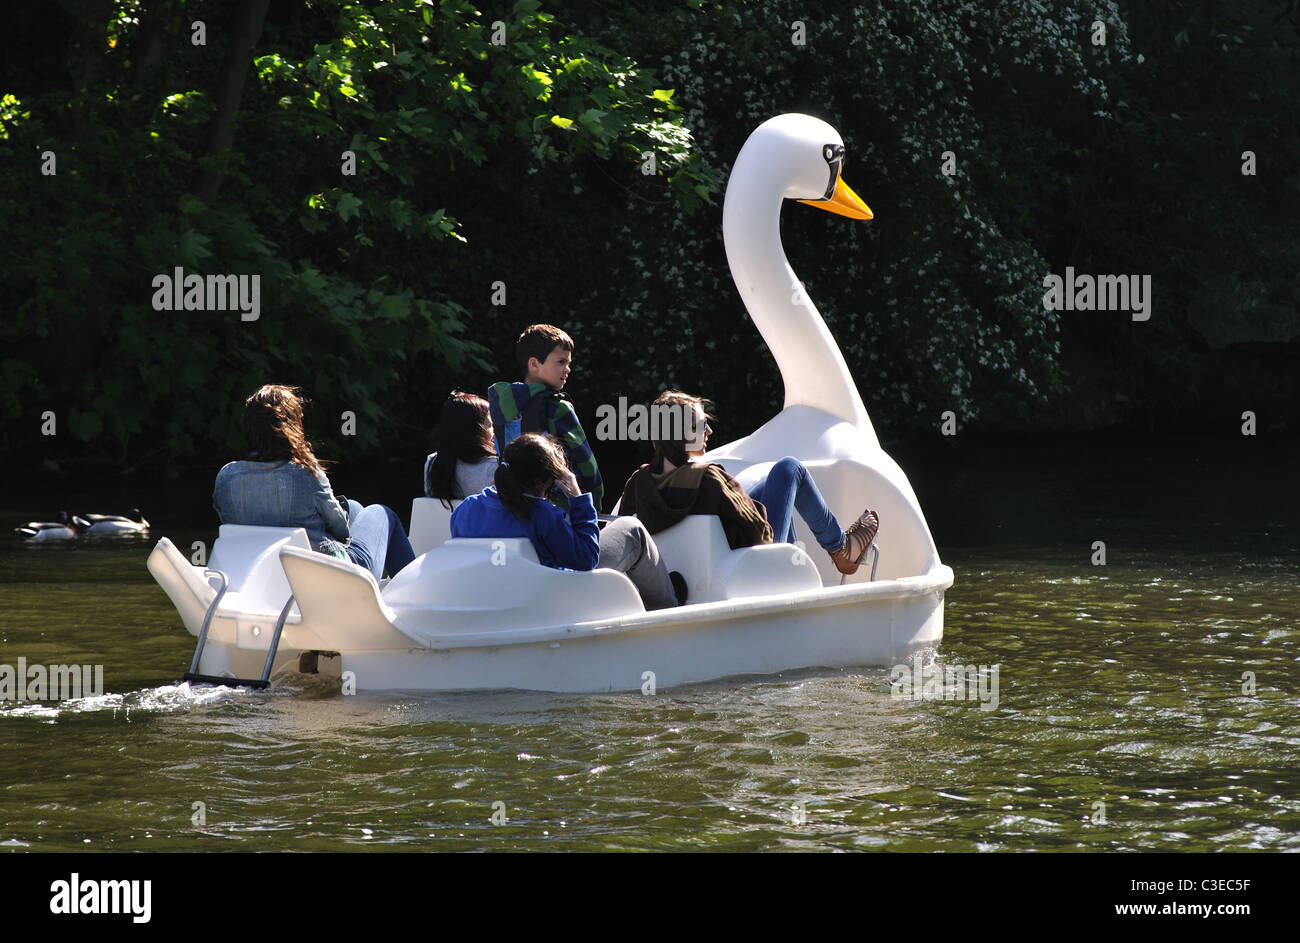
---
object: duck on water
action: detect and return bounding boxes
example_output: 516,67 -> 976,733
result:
16,509 -> 149,540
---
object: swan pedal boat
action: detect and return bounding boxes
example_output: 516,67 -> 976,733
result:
146,113 -> 954,693
148,469 -> 949,693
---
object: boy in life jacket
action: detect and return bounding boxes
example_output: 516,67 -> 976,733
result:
487,324 -> 605,510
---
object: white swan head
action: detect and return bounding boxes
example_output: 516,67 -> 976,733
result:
720,113 -> 876,441
744,114 -> 873,219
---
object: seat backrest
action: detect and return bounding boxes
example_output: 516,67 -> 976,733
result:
278,546 -> 417,652
711,542 -> 822,599
380,536 -> 642,639
409,497 -> 460,558
146,537 -> 217,635
645,515 -> 734,603
645,515 -> 822,602
207,524 -> 311,613
437,536 -> 539,566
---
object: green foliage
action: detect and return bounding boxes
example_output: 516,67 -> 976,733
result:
1059,0 -> 1300,428
2,0 -> 1294,474
0,0 -> 713,465
515,0 -> 1133,438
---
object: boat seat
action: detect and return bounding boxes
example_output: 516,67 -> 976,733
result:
279,547 -> 420,652
439,536 -> 539,565
646,515 -> 822,603
409,497 -> 460,558
377,536 -> 645,641
207,524 -> 312,617
147,537 -> 220,635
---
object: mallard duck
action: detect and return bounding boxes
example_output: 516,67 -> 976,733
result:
15,511 -> 89,540
79,508 -> 150,535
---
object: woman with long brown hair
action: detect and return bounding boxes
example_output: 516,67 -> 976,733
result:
619,390 -> 879,576
213,385 -> 415,578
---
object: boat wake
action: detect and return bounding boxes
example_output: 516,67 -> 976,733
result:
0,680 -> 269,721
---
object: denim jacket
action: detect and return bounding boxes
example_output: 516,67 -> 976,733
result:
213,460 -> 350,558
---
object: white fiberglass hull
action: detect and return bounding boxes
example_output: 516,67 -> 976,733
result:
149,528 -> 949,693
338,572 -> 950,693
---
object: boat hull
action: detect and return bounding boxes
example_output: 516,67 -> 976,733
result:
343,574 -> 949,692
168,565 -> 951,694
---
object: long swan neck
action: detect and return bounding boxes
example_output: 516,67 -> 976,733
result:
723,159 -> 872,433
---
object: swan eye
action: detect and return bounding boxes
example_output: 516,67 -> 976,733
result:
819,144 -> 846,200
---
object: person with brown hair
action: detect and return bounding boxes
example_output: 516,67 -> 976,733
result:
213,385 -> 415,579
450,432 -> 685,609
424,391 -> 498,507
619,391 -> 880,576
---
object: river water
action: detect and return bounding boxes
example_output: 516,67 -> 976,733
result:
1,438 -> 1296,852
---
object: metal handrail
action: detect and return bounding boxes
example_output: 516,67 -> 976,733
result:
260,594 -> 297,684
186,569 -> 229,676
183,568 -> 293,691
838,542 -> 883,585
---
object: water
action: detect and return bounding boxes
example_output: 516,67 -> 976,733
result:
2,439 -> 1297,851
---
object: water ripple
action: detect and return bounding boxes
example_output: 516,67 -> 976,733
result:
2,519 -> 1298,851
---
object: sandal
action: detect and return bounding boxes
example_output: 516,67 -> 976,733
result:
829,509 -> 879,576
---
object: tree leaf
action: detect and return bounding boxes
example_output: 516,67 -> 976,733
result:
336,191 -> 363,221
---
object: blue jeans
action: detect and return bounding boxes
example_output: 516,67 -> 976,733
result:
345,500 -> 415,579
746,457 -> 844,552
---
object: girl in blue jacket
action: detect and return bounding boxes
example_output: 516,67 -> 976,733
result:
451,433 -> 684,609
